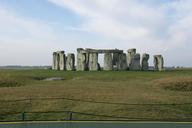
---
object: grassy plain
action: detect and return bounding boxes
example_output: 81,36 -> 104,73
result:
0,69 -> 192,121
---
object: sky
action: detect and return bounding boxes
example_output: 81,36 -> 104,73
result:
0,0 -> 192,67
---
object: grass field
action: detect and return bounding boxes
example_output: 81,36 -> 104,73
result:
0,69 -> 192,121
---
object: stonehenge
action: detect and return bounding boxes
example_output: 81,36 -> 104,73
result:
52,48 -> 164,71
154,55 -> 164,71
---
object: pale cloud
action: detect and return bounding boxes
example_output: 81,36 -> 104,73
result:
48,0 -> 192,66
0,7 -> 56,40
0,6 -> 62,65
0,1 -> 192,66
0,6 -> 107,65
47,0 -> 166,48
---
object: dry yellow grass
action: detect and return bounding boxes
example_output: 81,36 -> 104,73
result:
154,76 -> 192,91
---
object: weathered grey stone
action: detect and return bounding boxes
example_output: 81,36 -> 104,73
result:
127,49 -> 136,54
154,55 -> 164,71
104,53 -> 113,70
85,53 -> 90,70
80,48 -> 123,54
112,53 -> 119,65
58,51 -> 66,71
55,52 -> 60,70
117,53 -> 127,71
127,48 -> 136,69
52,52 -> 57,70
77,49 -> 87,71
141,53 -> 150,71
66,53 -> 75,71
77,48 -> 90,71
129,53 -> 141,70
112,53 -> 119,70
88,53 -> 99,71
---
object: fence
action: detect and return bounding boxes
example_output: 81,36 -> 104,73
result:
0,97 -> 192,122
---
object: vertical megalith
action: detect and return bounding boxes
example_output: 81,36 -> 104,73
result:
127,48 -> 136,69
89,53 -> 99,71
154,55 -> 164,71
59,51 -> 66,71
85,49 -> 91,70
141,53 -> 150,71
52,52 -> 57,70
66,53 -> 75,71
77,48 -> 87,71
129,53 -> 141,70
104,53 -> 113,71
112,53 -> 119,70
127,49 -> 141,70
55,51 -> 60,70
117,53 -> 127,71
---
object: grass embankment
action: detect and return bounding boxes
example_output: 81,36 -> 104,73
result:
0,69 -> 192,121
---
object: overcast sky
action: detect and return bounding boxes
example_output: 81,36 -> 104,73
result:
0,0 -> 192,67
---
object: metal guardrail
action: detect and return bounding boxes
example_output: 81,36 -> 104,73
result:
1,97 -> 192,105
0,97 -> 192,122
1,111 -> 192,122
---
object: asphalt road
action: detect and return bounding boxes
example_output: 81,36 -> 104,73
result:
0,121 -> 192,128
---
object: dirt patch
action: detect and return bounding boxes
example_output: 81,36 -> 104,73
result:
32,76 -> 64,81
154,77 -> 192,92
32,76 -> 47,81
43,77 -> 64,81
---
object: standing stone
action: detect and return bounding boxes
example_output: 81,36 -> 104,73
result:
59,51 -> 66,71
117,53 -> 127,71
127,49 -> 136,69
154,55 -> 164,71
112,53 -> 119,70
89,53 -> 99,71
55,52 -> 60,70
77,48 -> 87,71
85,53 -> 90,70
129,53 -> 141,70
141,53 -> 150,71
52,52 -> 57,70
112,53 -> 119,65
104,53 -> 113,71
66,53 -> 75,71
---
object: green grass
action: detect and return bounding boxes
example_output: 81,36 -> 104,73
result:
0,69 -> 192,121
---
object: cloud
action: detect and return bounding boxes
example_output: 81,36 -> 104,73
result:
0,6 -> 62,65
0,1 -> 192,66
49,0 -> 192,46
48,0 -> 192,66
0,6 -> 62,43
0,6 -> 110,65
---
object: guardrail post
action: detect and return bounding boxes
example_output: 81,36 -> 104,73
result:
22,112 -> 25,121
69,112 -> 73,120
